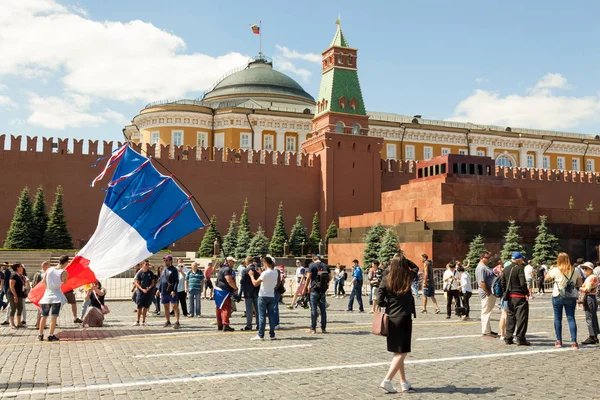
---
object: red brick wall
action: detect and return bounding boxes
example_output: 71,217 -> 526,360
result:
0,135 -> 321,251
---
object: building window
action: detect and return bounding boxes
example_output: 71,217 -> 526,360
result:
543,156 -> 550,169
285,136 -> 296,152
458,149 -> 467,155
196,132 -> 208,147
423,146 -> 433,160
587,159 -> 595,172
337,55 -> 342,64
386,143 -> 397,160
336,122 -> 344,133
557,157 -> 565,170
441,148 -> 450,156
405,145 -> 415,160
526,154 -> 534,168
171,131 -> 183,146
240,133 -> 251,149
496,154 -> 514,167
348,54 -> 352,65
352,123 -> 361,135
572,158 -> 580,171
476,150 -> 485,157
339,97 -> 346,109
264,134 -> 274,150
150,131 -> 159,145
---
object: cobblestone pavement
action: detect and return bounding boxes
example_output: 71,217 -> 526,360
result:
0,293 -> 598,399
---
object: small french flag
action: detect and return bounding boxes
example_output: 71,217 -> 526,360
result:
250,24 -> 260,35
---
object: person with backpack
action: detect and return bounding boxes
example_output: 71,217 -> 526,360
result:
273,265 -> 286,329
346,259 -> 365,313
304,255 -> 331,334
370,261 -> 384,313
545,252 -> 582,348
502,252 -> 531,346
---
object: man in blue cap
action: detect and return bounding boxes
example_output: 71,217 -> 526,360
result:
501,251 -> 530,346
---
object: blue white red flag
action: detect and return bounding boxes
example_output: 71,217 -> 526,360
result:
250,24 -> 260,34
29,144 -> 206,305
213,287 -> 230,309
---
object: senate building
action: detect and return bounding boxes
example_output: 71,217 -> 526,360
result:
125,24 -> 600,173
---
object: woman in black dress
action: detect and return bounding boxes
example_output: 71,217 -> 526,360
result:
377,253 -> 418,393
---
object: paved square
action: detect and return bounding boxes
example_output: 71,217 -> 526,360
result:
0,294 -> 598,399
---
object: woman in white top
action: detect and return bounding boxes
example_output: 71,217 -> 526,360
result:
457,264 -> 472,320
38,264 -> 68,342
442,263 -> 461,319
544,253 -> 582,349
249,256 -> 280,341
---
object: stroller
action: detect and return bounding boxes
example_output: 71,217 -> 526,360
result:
294,293 -> 310,309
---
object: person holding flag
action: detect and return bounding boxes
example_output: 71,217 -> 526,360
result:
214,257 -> 238,332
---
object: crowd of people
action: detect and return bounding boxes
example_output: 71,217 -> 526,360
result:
1,249 -> 599,394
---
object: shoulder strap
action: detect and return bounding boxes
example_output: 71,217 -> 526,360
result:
506,265 -> 515,292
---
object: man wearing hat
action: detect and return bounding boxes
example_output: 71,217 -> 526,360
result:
501,252 -> 530,346
579,262 -> 599,345
159,255 -> 180,329
215,256 -> 238,331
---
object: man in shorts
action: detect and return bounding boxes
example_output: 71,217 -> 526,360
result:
204,262 -> 214,300
421,254 -> 440,314
38,255 -> 69,341
134,260 -> 156,326
159,255 -> 180,329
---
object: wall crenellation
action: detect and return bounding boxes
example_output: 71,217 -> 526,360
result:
494,165 -> 600,184
1,135 -> 320,169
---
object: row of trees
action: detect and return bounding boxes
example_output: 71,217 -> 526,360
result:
362,223 -> 401,266
464,215 -> 561,266
198,200 -> 338,258
4,186 -> 73,249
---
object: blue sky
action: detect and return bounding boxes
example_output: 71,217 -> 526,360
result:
2,0 -> 600,145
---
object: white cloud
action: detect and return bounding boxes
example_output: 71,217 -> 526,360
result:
27,93 -> 128,129
0,0 -> 250,103
448,74 -> 600,130
274,45 -> 321,63
475,77 -> 488,85
0,95 -> 18,110
272,57 -> 312,83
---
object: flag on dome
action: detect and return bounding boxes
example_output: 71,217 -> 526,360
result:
29,144 -> 206,305
250,23 -> 260,34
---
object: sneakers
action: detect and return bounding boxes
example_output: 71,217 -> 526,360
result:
250,335 -> 264,341
163,321 -> 172,328
269,336 -> 278,341
581,337 -> 597,345
504,337 -> 514,345
489,331 -> 499,337
47,335 -> 59,342
420,309 -> 427,314
401,381 -> 414,392
132,322 -> 140,327
435,309 -> 441,314
73,318 -> 83,323
379,380 -> 397,394
517,339 -> 531,346
446,316 -> 451,319
274,325 -> 281,330
142,321 -> 148,326
173,322 -> 180,329
555,340 -> 563,348
223,325 -> 234,332
321,329 -> 327,334
287,305 -> 294,310
37,334 -> 44,341
308,329 -> 317,334
571,343 -> 580,349
241,326 -> 253,331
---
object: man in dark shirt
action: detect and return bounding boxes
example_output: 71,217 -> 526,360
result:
240,256 -> 260,331
215,256 -> 238,332
304,255 -> 331,334
1,263 -> 11,323
159,255 -> 180,329
501,252 -> 530,346
421,254 -> 440,314
134,260 -> 156,326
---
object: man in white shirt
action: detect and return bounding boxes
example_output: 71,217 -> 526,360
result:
176,259 -> 189,317
524,261 -> 534,300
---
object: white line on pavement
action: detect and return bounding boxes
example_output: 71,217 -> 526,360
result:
416,332 -> 548,341
0,346 -> 578,397
132,344 -> 312,358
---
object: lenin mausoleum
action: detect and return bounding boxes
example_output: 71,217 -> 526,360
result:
1,24 -> 599,263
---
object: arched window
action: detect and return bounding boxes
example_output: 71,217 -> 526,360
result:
336,122 -> 344,133
496,154 -> 514,167
352,123 -> 361,135
339,96 -> 346,109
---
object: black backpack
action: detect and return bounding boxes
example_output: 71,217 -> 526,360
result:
315,263 -> 330,292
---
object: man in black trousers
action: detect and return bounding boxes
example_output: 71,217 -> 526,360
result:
501,252 -> 530,346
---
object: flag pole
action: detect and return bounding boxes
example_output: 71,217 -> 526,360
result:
259,20 -> 262,56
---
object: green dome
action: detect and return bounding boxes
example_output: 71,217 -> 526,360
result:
203,57 -> 315,104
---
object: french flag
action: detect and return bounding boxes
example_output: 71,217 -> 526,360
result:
29,145 -> 206,305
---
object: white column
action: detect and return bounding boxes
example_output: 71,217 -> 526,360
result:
276,130 -> 285,152
486,145 -> 495,159
469,143 -> 478,156
253,129 -> 262,150
519,148 -> 528,168
536,150 -> 544,169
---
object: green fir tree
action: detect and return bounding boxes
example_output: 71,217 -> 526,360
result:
532,215 -> 561,266
269,202 -> 288,257
4,187 -> 36,249
32,186 -> 49,249
463,235 -> 488,266
198,215 -> 221,257
308,212 -> 321,254
325,221 -> 338,246
222,213 -> 238,257
235,199 -> 253,259
362,223 -> 386,267
500,219 -> 526,261
247,224 -> 270,257
44,186 -> 73,249
289,215 -> 308,256
378,228 -> 401,263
